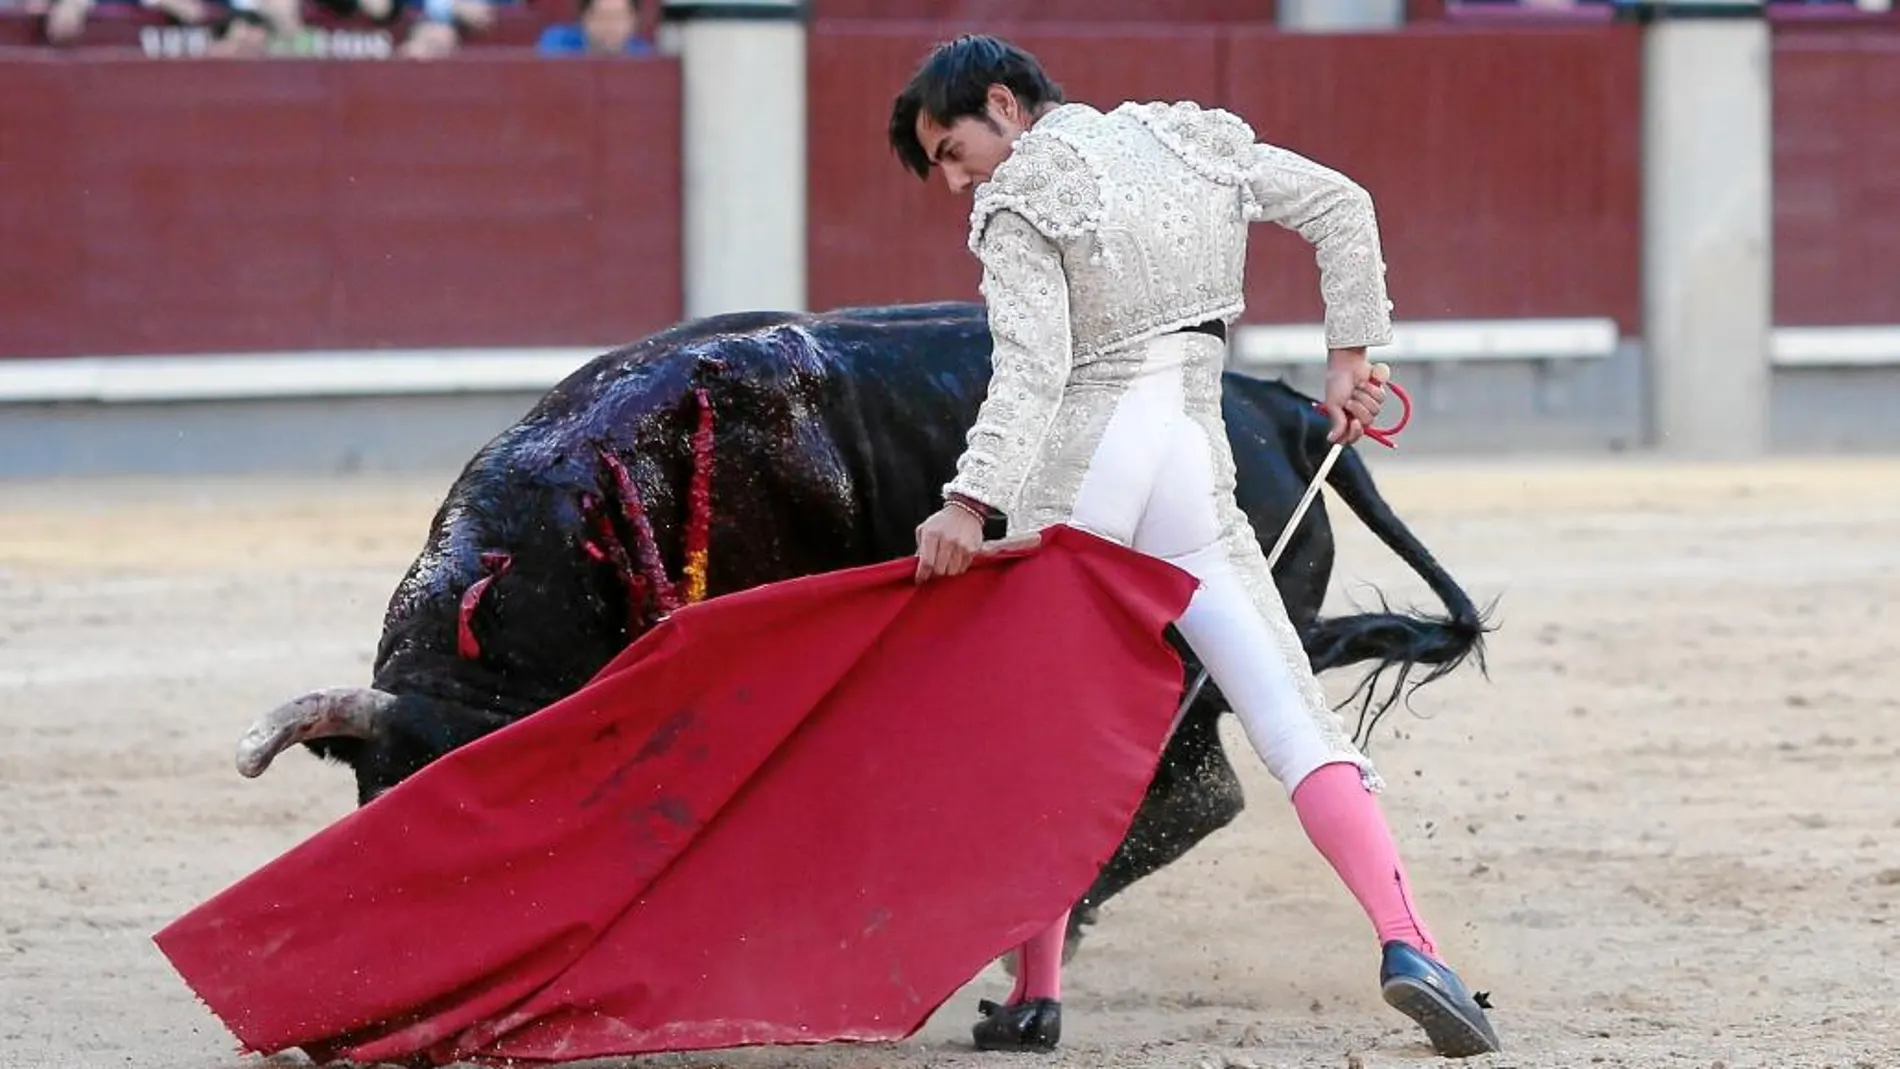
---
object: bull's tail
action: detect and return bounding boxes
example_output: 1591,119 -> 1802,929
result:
1302,447 -> 1496,750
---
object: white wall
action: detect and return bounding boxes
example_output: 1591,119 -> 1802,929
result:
1641,15 -> 1774,457
674,14 -> 808,317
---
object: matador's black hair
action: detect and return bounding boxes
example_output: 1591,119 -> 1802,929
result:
887,34 -> 1066,181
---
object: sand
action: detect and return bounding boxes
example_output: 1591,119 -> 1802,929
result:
3,455 -> 1897,1069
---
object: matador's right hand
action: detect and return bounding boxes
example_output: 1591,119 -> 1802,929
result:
914,503 -> 986,583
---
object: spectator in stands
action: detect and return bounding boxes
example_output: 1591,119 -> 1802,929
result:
1442,0 -> 1610,9
536,0 -> 650,56
205,5 -> 271,53
1448,0 -> 1879,9
38,0 -> 86,41
197,0 -> 491,60
399,0 -> 496,58
227,0 -> 299,44
298,0 -> 495,60
38,0 -> 209,45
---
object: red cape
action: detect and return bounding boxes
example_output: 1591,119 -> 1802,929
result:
154,524 -> 1200,1066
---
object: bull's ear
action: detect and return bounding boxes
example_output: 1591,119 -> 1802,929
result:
235,687 -> 396,778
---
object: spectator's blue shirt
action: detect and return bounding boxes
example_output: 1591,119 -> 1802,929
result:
537,26 -> 653,55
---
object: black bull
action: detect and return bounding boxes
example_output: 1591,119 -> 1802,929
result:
235,300 -> 1490,959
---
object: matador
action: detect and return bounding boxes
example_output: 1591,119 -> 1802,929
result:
890,33 -> 1503,1060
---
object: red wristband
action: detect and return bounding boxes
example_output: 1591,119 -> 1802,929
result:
945,495 -> 990,522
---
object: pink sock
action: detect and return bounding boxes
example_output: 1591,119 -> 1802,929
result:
1017,911 -> 1067,1002
1005,948 -> 1028,1005
1290,762 -> 1439,959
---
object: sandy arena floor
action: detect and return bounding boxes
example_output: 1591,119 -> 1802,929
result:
3,455 -> 1897,1069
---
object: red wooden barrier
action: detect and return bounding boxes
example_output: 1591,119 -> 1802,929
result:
808,23 -> 1646,333
1222,24 -> 1644,333
807,24 -> 1228,313
2,19 -> 1888,366
0,4 -> 555,52
812,1 -> 1276,23
1772,24 -> 1900,327
0,54 -> 682,360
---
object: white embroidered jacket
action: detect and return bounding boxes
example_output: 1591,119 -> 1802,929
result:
944,100 -> 1396,515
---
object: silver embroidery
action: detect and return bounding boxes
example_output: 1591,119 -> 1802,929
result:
1012,375 -> 1127,534
1118,99 -> 1397,351
1183,358 -> 1383,792
945,100 -> 1395,787
1119,100 -> 1257,186
1238,141 -> 1396,351
967,126 -> 1103,256
943,210 -> 1076,516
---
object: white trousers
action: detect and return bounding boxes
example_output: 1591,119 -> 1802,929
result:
1018,332 -> 1377,796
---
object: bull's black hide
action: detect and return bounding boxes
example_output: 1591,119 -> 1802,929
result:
244,301 -> 1491,958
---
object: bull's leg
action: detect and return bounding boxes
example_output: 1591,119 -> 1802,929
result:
1066,685 -> 1244,958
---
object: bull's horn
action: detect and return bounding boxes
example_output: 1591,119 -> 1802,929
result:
235,686 -> 396,779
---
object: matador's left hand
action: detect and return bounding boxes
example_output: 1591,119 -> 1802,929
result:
914,503 -> 985,583
1323,348 -> 1387,446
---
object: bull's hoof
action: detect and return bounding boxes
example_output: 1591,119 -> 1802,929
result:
972,997 -> 1061,1052
1379,941 -> 1502,1059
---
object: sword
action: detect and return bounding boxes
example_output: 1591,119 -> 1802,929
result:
1171,362 -> 1412,726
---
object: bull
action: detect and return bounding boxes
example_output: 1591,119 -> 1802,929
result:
234,300 -> 1490,959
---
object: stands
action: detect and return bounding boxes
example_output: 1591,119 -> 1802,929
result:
0,0 -> 658,56
0,0 -> 1896,467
